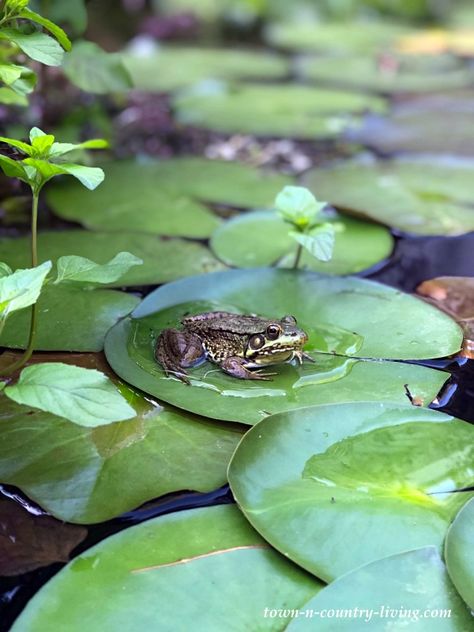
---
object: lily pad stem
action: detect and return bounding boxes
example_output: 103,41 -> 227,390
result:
0,191 -> 40,377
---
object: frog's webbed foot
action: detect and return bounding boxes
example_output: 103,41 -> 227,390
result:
294,350 -> 315,364
220,356 -> 276,381
155,328 -> 205,385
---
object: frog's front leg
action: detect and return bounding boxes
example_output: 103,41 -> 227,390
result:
155,328 -> 205,384
219,356 -> 276,381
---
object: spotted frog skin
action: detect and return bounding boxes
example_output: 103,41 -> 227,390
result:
155,311 -> 313,384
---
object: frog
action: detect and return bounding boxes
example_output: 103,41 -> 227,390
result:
155,311 -> 313,384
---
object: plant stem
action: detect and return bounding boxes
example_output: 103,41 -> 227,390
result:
0,192 -> 40,377
292,244 -> 303,270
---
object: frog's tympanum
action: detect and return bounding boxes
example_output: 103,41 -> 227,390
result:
155,311 -> 313,383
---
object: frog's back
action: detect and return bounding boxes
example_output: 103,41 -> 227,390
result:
183,311 -> 269,335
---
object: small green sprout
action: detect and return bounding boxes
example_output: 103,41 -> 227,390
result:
275,185 -> 336,269
0,127 -> 108,376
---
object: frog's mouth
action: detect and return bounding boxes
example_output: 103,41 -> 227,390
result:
248,347 -> 298,366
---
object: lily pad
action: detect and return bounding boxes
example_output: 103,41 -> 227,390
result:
124,46 -> 289,92
228,402 -> 474,581
0,385 -> 243,523
351,109 -> 474,157
11,505 -> 323,631
445,498 -> 474,610
287,547 -> 473,630
265,21 -> 410,54
298,54 -> 474,94
210,210 -> 393,274
46,159 -> 292,236
0,285 -> 139,351
105,269 -> 460,424
174,84 -> 387,139
0,230 -> 226,287
304,159 -> 474,236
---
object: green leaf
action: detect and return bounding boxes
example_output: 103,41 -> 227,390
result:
210,210 -> 393,274
228,403 -> 474,581
287,548 -> 472,630
19,8 -> 72,51
0,63 -> 23,85
0,261 -> 51,319
62,41 -> 132,94
0,28 -> 64,66
49,138 -> 108,159
304,159 -> 474,236
5,363 -> 136,427
275,185 -> 326,227
0,381 -> 244,522
0,154 -> 29,181
123,45 -> 289,92
174,83 -> 387,139
445,498 -> 474,610
55,252 -> 143,286
299,53 -> 474,94
10,505 -> 322,630
0,285 -> 139,352
24,158 -> 105,190
290,225 -> 335,262
31,133 -> 55,157
0,262 -> 12,278
0,135 -> 33,155
0,230 -> 226,287
0,86 -> 28,105
29,127 -> 46,141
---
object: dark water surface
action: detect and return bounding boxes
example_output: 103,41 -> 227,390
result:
1,231 -> 474,631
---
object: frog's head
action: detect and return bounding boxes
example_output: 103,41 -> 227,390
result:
244,315 -> 309,365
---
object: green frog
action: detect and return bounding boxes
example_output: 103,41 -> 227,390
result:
155,311 -> 313,384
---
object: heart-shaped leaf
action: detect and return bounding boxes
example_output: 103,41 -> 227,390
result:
104,269 -> 460,424
304,159 -> 474,236
0,382 -> 244,523
228,402 -> 474,581
11,505 -> 323,631
287,547 -> 473,630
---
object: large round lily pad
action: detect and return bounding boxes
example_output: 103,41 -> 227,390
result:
304,159 -> 474,236
0,230 -> 225,287
11,505 -> 323,631
287,547 -> 473,630
174,84 -> 387,139
210,210 -> 393,274
105,269 -> 460,424
445,498 -> 474,610
0,385 -> 243,523
298,54 -> 474,94
228,402 -> 474,581
265,21 -> 410,54
124,46 -> 289,92
47,158 -> 292,237
0,285 -> 139,351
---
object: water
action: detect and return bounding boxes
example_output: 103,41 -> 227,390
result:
1,231 -> 474,630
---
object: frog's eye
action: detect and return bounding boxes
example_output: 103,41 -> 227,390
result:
249,334 -> 265,349
266,324 -> 281,340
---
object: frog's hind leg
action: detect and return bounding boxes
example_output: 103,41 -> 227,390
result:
155,328 -> 205,384
220,356 -> 276,381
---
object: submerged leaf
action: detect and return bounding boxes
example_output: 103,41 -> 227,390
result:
0,497 -> 86,576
